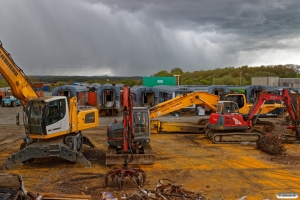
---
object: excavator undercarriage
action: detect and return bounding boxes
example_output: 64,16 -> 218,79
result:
206,120 -> 275,144
2,133 -> 95,169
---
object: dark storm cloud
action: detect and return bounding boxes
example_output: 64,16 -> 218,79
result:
0,0 -> 299,76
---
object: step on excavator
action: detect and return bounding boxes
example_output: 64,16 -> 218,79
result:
0,41 -> 98,169
105,90 -> 220,165
206,88 -> 300,144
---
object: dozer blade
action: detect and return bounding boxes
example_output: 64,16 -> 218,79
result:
105,145 -> 155,165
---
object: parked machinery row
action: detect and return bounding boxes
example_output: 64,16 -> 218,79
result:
48,81 -> 299,118
1,40 -> 300,191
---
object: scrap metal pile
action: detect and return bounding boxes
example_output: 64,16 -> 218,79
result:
125,179 -> 207,200
256,134 -> 287,155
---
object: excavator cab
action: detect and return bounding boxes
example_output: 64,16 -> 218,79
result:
216,101 -> 240,115
133,109 -> 150,139
106,107 -> 154,165
25,97 -> 69,136
107,107 -> 151,147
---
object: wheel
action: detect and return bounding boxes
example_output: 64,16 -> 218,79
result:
20,143 -> 35,164
205,128 -> 214,139
12,101 -> 16,107
214,135 -> 222,142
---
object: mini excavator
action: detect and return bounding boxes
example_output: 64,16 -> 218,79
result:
206,88 -> 300,144
105,85 -> 146,189
0,41 -> 98,168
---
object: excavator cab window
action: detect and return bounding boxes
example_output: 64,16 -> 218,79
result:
27,100 -> 45,134
222,102 -> 239,114
46,99 -> 66,126
225,95 -> 244,109
133,111 -> 149,137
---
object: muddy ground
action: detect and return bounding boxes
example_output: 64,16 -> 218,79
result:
0,106 -> 300,200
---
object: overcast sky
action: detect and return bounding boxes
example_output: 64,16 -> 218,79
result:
0,0 -> 300,76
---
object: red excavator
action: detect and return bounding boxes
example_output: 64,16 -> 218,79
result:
105,85 -> 146,189
206,88 -> 300,144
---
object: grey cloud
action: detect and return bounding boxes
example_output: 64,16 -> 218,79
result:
0,0 -> 299,76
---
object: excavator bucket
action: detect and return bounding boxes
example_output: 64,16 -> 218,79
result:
105,145 -> 155,165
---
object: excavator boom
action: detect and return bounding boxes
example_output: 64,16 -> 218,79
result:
149,91 -> 219,119
247,89 -> 296,122
0,41 -> 39,105
149,91 -> 219,134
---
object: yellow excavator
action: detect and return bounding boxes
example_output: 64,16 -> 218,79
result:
150,92 -> 219,134
0,41 -> 98,169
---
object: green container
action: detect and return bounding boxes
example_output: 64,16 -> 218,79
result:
143,77 -> 176,87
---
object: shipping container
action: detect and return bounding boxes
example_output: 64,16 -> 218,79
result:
88,92 -> 97,106
143,76 -> 176,87
87,83 -> 101,92
32,83 -> 44,90
43,85 -> 51,92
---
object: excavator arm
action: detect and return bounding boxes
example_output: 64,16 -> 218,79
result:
246,89 -> 297,124
0,41 -> 39,105
149,91 -> 219,134
149,91 -> 220,119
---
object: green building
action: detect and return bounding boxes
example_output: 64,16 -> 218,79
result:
143,76 -> 176,87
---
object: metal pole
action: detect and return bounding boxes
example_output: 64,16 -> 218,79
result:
240,72 -> 242,86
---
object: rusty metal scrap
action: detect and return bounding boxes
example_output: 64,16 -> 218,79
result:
127,179 -> 207,200
256,134 -> 287,155
0,173 -> 43,200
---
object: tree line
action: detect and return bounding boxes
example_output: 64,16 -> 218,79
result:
0,64 -> 299,88
152,64 -> 299,85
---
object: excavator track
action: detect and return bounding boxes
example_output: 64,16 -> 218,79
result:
210,120 -> 275,144
212,131 -> 263,144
